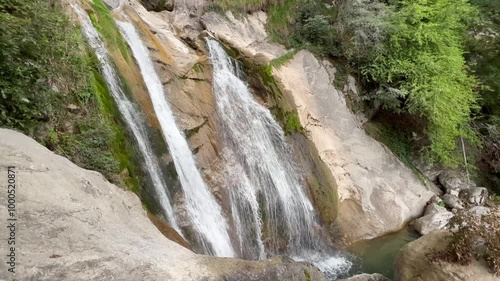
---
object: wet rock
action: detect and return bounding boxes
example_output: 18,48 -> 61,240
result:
338,273 -> 391,281
442,194 -> 464,210
394,230 -> 497,281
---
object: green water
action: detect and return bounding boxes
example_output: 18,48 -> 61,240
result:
348,227 -> 419,279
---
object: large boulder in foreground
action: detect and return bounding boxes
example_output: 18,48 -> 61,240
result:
0,129 -> 326,281
394,230 -> 497,281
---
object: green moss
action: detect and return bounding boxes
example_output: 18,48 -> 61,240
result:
184,118 -> 208,138
90,67 -> 141,194
192,62 -> 204,73
304,269 -> 311,281
88,0 -> 131,63
269,50 -> 297,69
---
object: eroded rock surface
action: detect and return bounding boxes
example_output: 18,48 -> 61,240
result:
394,230 -> 497,281
274,51 -> 434,244
0,129 -> 327,281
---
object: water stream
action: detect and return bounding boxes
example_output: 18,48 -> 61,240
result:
206,39 -> 352,278
71,3 -> 179,232
117,21 -> 234,257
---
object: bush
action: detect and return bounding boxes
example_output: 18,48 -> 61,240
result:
361,0 -> 479,166
292,1 -> 340,56
434,206 -> 500,275
336,0 -> 394,62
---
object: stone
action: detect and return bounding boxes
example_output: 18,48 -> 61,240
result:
201,11 -> 287,65
338,273 -> 391,281
394,230 -> 498,281
0,129 -> 327,281
274,50 -> 434,244
438,170 -> 471,192
413,209 -> 454,236
442,193 -> 464,210
424,203 -> 447,216
66,103 -> 80,113
468,187 -> 489,206
469,206 -> 491,217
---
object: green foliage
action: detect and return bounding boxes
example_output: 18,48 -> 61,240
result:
284,112 -> 303,135
289,1 -> 340,56
0,0 -> 140,191
336,0 -> 394,62
361,0 -> 479,166
0,0 -> 87,129
269,50 -> 296,69
88,0 -> 131,63
364,122 -> 415,170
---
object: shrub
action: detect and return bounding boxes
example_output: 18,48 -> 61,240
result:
434,206 -> 500,275
361,0 -> 479,166
336,0 -> 394,62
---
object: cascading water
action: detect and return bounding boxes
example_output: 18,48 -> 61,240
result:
117,21 -> 234,257
71,3 -> 179,232
206,39 -> 353,279
206,38 -> 316,256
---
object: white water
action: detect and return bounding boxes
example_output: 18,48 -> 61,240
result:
206,39 -> 353,278
71,4 -> 179,232
117,21 -> 234,257
207,39 -> 316,256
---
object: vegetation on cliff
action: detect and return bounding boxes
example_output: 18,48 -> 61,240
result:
0,0 -> 140,191
213,0 -> 499,189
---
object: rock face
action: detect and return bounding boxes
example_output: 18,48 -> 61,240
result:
394,230 -> 498,281
273,51 -> 434,244
104,0 -> 433,245
0,129 -> 327,281
413,207 -> 453,236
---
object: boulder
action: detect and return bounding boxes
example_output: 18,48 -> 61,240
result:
274,50 -> 434,244
424,203 -> 447,216
338,273 -> 391,281
468,187 -> 489,206
470,206 -> 492,216
394,230 -> 497,281
201,11 -> 287,65
413,209 -> 454,236
0,129 -> 327,281
442,193 -> 464,210
438,170 -> 471,193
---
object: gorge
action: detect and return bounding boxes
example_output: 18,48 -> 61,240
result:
0,0 -> 499,280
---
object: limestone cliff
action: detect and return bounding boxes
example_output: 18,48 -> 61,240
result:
99,0 -> 435,245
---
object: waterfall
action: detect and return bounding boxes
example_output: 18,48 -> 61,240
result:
206,39 -> 316,256
71,3 -> 179,232
206,39 -> 353,278
117,21 -> 234,257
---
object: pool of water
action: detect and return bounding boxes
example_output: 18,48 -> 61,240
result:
347,227 -> 420,279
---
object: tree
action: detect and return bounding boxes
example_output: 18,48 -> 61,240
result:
362,0 -> 478,166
